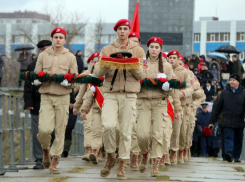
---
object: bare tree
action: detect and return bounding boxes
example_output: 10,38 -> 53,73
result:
43,2 -> 88,51
94,16 -> 104,53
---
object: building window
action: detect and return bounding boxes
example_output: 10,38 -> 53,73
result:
237,33 -> 245,41
194,33 -> 200,42
207,33 -> 230,42
224,33 -> 230,41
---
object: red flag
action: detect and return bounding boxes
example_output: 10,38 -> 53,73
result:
131,0 -> 140,36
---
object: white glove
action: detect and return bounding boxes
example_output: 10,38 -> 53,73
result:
32,79 -> 42,86
60,79 -> 71,87
157,73 -> 167,79
162,81 -> 171,91
91,86 -> 96,93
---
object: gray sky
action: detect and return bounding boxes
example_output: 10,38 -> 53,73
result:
0,0 -> 244,22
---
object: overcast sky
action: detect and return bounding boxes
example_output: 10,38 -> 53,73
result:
0,0 -> 244,22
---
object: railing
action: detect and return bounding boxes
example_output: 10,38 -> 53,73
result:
0,92 -> 84,175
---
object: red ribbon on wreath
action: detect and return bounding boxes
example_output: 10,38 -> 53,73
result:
64,73 -> 75,82
157,78 -> 168,83
37,72 -> 47,77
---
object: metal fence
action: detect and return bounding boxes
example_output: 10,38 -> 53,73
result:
0,92 -> 84,175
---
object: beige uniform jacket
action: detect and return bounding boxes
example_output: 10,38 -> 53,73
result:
34,46 -> 78,95
137,57 -> 182,113
172,65 -> 194,106
81,87 -> 103,114
73,70 -> 91,110
93,39 -> 146,93
186,70 -> 202,105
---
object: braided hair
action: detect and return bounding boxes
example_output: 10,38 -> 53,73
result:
146,45 -> 163,73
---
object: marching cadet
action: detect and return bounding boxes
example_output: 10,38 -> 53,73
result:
128,31 -> 144,171
80,83 -> 104,165
73,52 -> 100,161
168,50 -> 194,165
159,52 -> 174,167
34,28 -> 78,174
93,19 -> 145,180
178,57 -> 202,162
136,37 -> 181,177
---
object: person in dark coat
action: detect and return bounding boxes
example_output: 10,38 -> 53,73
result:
201,70 -> 214,87
18,49 -> 32,87
0,55 -> 4,87
211,123 -> 222,158
192,113 -> 202,157
191,54 -> 200,69
75,50 -> 84,74
226,55 -> 233,74
203,81 -> 215,102
197,103 -> 212,157
231,55 -> 242,78
24,40 -> 52,169
211,78 -> 222,94
209,73 -> 245,162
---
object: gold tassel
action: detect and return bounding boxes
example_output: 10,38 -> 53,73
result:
99,61 -> 140,70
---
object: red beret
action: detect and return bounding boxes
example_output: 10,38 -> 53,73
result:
200,58 -> 205,62
162,52 -> 167,58
147,37 -> 163,47
87,52 -> 100,63
114,19 -> 131,31
51,28 -> 67,37
179,55 -> 184,62
167,50 -> 180,57
184,64 -> 189,69
128,32 -> 140,39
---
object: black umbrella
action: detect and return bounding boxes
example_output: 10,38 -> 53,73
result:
14,44 -> 35,51
215,45 -> 241,54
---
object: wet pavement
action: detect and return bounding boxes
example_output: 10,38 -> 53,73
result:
1,156 -> 245,182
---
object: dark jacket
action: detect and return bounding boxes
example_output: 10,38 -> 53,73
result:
191,57 -> 200,69
24,60 -> 41,115
226,61 -> 233,74
210,84 -> 245,128
75,55 -> 84,74
232,59 -> 242,78
210,94 -> 223,126
212,124 -> 222,149
202,71 -> 214,86
204,86 -> 215,102
197,110 -> 211,136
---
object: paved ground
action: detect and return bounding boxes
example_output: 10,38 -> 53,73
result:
1,156 -> 245,182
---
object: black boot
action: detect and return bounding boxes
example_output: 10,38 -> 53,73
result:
62,140 -> 72,158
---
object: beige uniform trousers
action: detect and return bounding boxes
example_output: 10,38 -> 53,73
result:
186,106 -> 195,149
83,110 -> 92,147
91,108 -> 103,149
37,94 -> 70,157
131,122 -> 140,155
137,98 -> 168,159
179,105 -> 191,151
170,110 -> 183,152
162,115 -> 173,155
102,93 -> 136,160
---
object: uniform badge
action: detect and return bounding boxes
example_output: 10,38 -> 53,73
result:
190,78 -> 193,85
